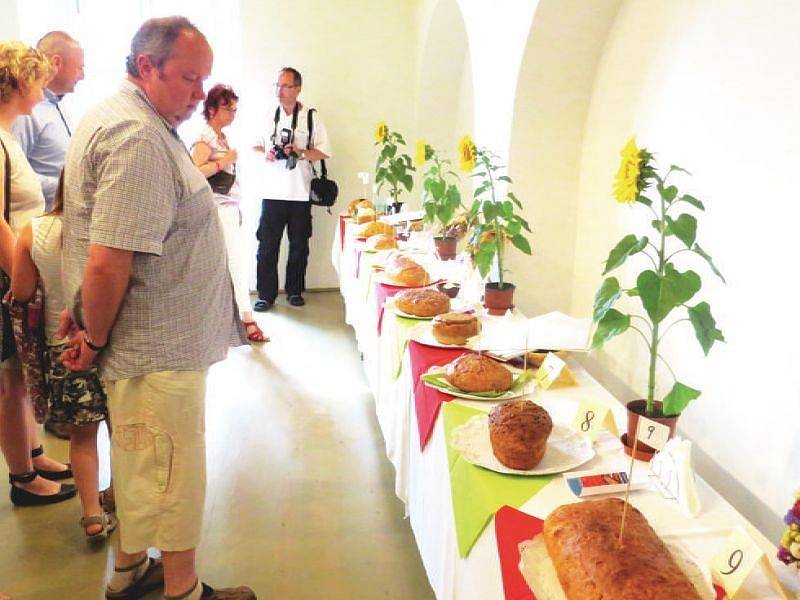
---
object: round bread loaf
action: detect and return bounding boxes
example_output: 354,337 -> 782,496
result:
366,233 -> 397,250
384,254 -> 430,287
432,312 -> 480,345
488,400 -> 553,469
394,288 -> 450,317
445,353 -> 513,393
359,221 -> 394,238
356,208 -> 377,224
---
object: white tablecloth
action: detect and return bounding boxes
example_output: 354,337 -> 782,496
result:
332,218 -> 799,599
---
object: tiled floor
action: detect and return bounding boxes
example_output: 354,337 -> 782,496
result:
0,291 -> 434,600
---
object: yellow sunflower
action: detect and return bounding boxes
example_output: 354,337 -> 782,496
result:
415,139 -> 427,167
375,121 -> 388,143
613,137 -> 641,204
458,135 -> 476,172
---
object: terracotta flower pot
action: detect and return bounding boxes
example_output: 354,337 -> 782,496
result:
484,282 -> 515,315
621,400 -> 680,462
434,236 -> 458,261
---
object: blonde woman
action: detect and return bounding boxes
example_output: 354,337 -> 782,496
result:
0,41 -> 74,505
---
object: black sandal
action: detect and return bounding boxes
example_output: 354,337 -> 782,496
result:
31,445 -> 73,481
8,471 -> 77,506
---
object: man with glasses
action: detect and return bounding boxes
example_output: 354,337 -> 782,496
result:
253,67 -> 331,310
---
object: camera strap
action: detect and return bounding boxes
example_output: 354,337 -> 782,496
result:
306,108 -> 327,178
271,103 -> 300,144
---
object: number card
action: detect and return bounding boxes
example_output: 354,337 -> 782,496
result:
711,527 -> 788,599
634,416 -> 671,451
572,399 -> 619,441
535,352 -> 568,390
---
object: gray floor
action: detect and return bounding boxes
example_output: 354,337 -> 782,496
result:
0,291 -> 434,600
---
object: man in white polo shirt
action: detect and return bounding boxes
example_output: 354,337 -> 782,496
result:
253,67 -> 331,310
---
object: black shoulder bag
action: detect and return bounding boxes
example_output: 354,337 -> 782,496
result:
306,108 -> 338,212
0,137 -> 16,361
205,133 -> 237,195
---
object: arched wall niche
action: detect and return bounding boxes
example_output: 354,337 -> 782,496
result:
505,0 -> 622,316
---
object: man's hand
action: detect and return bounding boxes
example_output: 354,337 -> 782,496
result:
55,309 -> 79,339
265,148 -> 277,162
283,143 -> 300,157
61,330 -> 99,371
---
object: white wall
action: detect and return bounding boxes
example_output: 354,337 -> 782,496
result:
0,0 -> 19,39
238,0 -> 419,291
570,0 -> 800,537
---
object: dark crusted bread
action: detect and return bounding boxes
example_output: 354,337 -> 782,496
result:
445,353 -> 513,393
432,312 -> 480,345
488,400 -> 552,469
543,498 -> 702,600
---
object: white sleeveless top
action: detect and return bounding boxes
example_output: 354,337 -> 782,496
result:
30,215 -> 66,344
192,125 -> 240,206
0,129 -> 45,234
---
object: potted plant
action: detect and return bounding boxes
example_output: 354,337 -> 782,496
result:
591,138 -> 725,459
374,121 -> 414,214
417,140 -> 464,260
462,136 -> 532,314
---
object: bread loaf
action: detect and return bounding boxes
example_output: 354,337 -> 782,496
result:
394,288 -> 449,317
347,198 -> 373,217
488,400 -> 552,469
445,353 -> 513,393
543,499 -> 702,600
432,312 -> 480,345
384,254 -> 430,287
365,233 -> 397,251
359,221 -> 394,238
356,208 -> 377,224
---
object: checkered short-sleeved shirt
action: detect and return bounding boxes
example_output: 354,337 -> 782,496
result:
63,80 -> 246,381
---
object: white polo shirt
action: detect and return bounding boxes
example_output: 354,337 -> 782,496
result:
256,103 -> 332,201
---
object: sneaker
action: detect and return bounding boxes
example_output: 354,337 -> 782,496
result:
200,582 -> 257,599
253,299 -> 274,312
288,295 -> 305,307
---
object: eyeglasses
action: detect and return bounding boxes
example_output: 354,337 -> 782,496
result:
273,83 -> 297,90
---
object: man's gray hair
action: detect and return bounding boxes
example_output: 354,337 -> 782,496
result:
36,31 -> 79,56
125,16 -> 205,78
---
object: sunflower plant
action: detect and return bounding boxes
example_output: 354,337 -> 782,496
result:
374,121 -> 414,205
463,140 -> 532,288
416,140 -> 464,234
592,138 -> 725,418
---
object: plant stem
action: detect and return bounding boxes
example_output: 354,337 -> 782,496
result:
647,187 -> 668,416
484,153 -> 503,287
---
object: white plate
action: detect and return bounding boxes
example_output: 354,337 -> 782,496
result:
422,364 -> 533,401
390,299 -> 472,321
391,306 -> 437,320
407,321 -> 479,349
451,415 -> 595,475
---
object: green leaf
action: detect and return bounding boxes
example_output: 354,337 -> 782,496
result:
668,165 -> 691,176
687,301 -> 725,355
507,192 -> 522,209
652,219 -> 662,231
692,243 -> 726,283
636,195 -> 653,207
400,174 -> 413,192
510,234 -> 531,255
662,381 -> 701,416
602,234 -> 648,275
593,277 -> 621,322
659,184 -> 678,202
483,202 -> 499,222
591,309 -> 630,349
665,213 -> 697,248
474,240 -> 497,277
637,265 -> 701,324
497,175 -> 512,183
679,194 -> 705,211
423,203 -> 436,223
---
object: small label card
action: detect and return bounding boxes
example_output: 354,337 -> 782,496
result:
711,527 -> 789,599
648,437 -> 701,516
634,415 -> 671,451
572,399 -> 619,441
534,352 -> 575,390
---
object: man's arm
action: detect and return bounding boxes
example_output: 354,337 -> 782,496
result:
62,244 -> 133,370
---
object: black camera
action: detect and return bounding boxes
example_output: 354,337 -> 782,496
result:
272,127 -> 298,170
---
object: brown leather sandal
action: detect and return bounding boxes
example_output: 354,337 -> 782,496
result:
80,511 -> 118,543
105,556 -> 164,599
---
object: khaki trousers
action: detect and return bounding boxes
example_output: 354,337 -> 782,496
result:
106,370 -> 207,553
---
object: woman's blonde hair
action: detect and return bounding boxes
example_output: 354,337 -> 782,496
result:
0,41 -> 54,104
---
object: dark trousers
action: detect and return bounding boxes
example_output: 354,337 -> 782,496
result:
256,199 -> 312,302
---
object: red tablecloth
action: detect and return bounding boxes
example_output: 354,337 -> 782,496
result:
338,214 -> 350,250
375,281 -> 408,335
494,505 -> 727,600
408,340 -> 471,450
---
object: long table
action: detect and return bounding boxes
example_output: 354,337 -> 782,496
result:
332,216 -> 799,599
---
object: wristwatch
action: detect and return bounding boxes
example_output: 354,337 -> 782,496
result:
299,149 -> 306,160
84,332 -> 107,353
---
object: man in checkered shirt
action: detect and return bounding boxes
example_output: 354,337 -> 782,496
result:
61,16 -> 253,600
